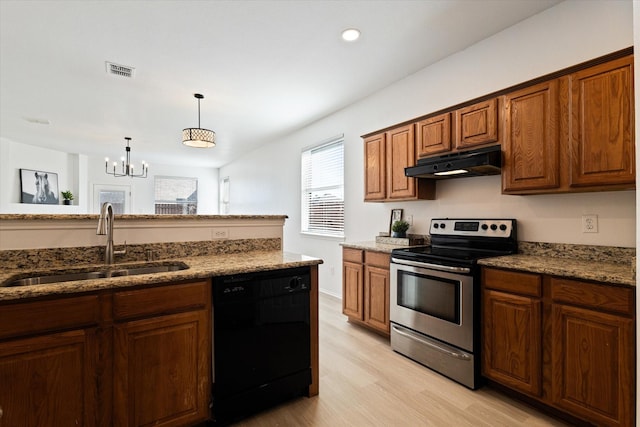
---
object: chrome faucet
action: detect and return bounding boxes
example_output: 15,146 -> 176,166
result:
97,202 -> 126,264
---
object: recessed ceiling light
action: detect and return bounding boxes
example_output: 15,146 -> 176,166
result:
341,28 -> 361,42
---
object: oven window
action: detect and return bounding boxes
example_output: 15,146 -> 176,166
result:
397,271 -> 460,324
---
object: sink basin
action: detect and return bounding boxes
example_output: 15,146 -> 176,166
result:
3,262 -> 188,287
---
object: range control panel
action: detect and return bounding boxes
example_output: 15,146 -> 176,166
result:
430,218 -> 515,238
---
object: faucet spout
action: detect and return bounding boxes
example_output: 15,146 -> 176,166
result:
97,202 -> 116,264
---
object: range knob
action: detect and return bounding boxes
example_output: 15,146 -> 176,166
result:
481,224 -> 488,230
440,223 -> 446,229
499,224 -> 507,231
490,224 -> 498,231
433,223 -> 439,228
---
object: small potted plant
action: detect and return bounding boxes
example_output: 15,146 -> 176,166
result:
61,190 -> 74,205
391,219 -> 410,238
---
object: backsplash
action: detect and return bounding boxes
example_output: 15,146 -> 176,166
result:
0,238 -> 281,270
518,241 -> 635,265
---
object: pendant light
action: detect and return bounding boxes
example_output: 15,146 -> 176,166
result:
105,137 -> 148,178
182,93 -> 216,148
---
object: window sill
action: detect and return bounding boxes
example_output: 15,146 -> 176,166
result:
300,232 -> 345,241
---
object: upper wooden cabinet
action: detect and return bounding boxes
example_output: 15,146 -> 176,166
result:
455,98 -> 500,149
569,56 -> 635,188
503,54 -> 635,195
364,133 -> 386,201
364,125 -> 435,202
417,112 -> 452,157
502,79 -> 563,193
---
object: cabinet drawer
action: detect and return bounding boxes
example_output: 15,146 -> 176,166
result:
482,268 -> 541,297
551,277 -> 634,316
0,294 -> 100,339
365,251 -> 390,268
113,280 -> 209,321
343,248 -> 364,263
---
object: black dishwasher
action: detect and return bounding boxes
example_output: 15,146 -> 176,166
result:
212,267 -> 311,425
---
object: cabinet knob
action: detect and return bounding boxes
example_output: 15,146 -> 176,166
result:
0,405 -> 3,418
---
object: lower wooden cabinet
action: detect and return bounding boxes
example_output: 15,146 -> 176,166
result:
0,329 -> 98,426
0,280 -> 212,427
482,268 -> 636,427
113,281 -> 211,427
342,248 -> 390,334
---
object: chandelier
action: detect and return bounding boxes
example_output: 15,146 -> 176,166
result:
105,137 -> 148,178
182,93 -> 216,148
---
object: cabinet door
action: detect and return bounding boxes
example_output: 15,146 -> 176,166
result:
455,98 -> 499,149
387,124 -> 416,199
0,329 -> 97,427
364,133 -> 386,201
482,289 -> 542,396
551,304 -> 634,427
502,79 -> 562,193
364,265 -> 390,334
417,113 -> 451,157
342,261 -> 364,320
570,56 -> 635,188
113,310 -> 210,427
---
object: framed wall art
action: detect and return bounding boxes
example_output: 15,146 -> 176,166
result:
20,168 -> 60,204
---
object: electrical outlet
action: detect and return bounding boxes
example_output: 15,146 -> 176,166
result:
211,228 -> 228,239
582,214 -> 598,233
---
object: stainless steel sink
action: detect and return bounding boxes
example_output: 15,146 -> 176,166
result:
3,263 -> 188,287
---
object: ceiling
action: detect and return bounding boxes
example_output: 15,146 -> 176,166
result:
0,0 -> 561,169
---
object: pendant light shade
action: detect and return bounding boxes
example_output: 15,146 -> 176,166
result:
182,93 -> 216,148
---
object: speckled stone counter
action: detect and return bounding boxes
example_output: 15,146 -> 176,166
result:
0,250 -> 323,301
479,241 -> 635,287
340,241 -> 414,254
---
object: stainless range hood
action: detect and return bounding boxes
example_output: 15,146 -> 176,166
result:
405,145 -> 501,179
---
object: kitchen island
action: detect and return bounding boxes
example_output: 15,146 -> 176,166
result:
0,214 -> 322,426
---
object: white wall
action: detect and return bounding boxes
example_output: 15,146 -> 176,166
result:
220,0 -> 636,298
0,137 -> 220,214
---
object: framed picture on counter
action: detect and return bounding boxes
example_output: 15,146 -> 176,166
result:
20,168 -> 60,204
389,208 -> 403,234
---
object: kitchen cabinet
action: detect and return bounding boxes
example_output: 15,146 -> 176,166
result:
0,280 -> 211,427
501,78 -> 563,193
482,269 -> 542,397
363,126 -> 435,202
342,247 -> 391,335
112,280 -> 211,427
455,98 -> 500,149
569,55 -> 635,188
416,112 -> 452,157
0,295 -> 100,426
550,277 -> 634,427
364,133 -> 387,201
482,267 -> 635,427
503,54 -> 635,194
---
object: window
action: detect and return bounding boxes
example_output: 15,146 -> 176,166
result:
301,136 -> 344,237
93,184 -> 130,214
154,176 -> 198,215
220,176 -> 230,214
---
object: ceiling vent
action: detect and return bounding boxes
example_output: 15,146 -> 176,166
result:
105,61 -> 135,78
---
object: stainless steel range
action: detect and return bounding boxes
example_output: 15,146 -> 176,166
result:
390,218 -> 517,389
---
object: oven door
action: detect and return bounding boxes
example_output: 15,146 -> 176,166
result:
390,258 -> 475,352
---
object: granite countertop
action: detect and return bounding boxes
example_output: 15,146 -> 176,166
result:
478,254 -> 635,287
0,214 -> 288,221
0,250 -> 323,302
342,240 -> 635,287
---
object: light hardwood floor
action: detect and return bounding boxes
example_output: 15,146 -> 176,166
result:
233,293 -> 569,427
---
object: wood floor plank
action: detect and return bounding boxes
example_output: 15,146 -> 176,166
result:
231,293 -> 569,427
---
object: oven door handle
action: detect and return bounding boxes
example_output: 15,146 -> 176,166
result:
391,258 -> 471,274
392,325 -> 471,361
